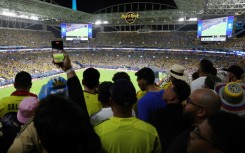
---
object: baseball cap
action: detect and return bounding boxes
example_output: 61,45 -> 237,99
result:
110,79 -> 137,106
17,97 -> 39,124
222,65 -> 244,79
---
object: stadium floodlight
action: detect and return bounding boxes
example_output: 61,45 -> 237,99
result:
30,16 -> 39,20
19,15 -> 29,18
95,20 -> 102,25
2,11 -> 16,17
178,18 -> 185,22
189,18 -> 198,21
103,21 -> 108,24
1,10 -> 39,21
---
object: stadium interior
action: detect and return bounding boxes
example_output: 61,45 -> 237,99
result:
0,0 -> 244,85
0,1 -> 245,153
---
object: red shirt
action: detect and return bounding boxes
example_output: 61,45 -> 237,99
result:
11,90 -> 37,97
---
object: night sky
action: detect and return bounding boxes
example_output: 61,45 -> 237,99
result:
53,0 -> 176,13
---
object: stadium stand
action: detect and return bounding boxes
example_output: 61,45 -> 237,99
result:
1,0 -> 245,153
0,49 -> 244,86
0,28 -> 56,48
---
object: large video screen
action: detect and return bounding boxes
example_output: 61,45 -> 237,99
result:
61,23 -> 92,40
197,16 -> 234,40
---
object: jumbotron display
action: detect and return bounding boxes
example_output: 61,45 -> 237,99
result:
197,16 -> 234,41
61,23 -> 92,40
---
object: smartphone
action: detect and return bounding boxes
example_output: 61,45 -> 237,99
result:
51,41 -> 64,64
52,41 -> 63,50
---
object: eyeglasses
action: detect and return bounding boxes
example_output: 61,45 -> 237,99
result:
193,126 -> 216,146
186,97 -> 205,109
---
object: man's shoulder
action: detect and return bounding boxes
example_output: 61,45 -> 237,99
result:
141,90 -> 164,101
140,90 -> 163,99
94,117 -> 158,136
93,118 -> 113,135
0,96 -> 25,104
191,77 -> 206,84
84,92 -> 98,101
83,91 -> 98,96
132,118 -> 159,136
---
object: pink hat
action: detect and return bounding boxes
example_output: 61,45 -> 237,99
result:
17,97 -> 39,124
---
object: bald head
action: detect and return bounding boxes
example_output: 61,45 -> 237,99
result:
191,89 -> 221,115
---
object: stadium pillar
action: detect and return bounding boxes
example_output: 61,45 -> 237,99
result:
100,26 -> 104,32
72,0 -> 77,11
42,24 -> 47,31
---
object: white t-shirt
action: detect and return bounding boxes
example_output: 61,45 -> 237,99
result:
90,107 -> 135,126
190,76 -> 207,93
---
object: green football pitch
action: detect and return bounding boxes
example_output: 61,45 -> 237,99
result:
0,69 -> 139,99
202,22 -> 227,36
67,28 -> 87,37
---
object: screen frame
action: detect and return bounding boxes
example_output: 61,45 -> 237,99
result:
197,16 -> 234,41
61,23 -> 93,41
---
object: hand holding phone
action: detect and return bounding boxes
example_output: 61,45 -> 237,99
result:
55,52 -> 73,72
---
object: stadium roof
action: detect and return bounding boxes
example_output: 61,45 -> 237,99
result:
0,0 -> 244,25
54,0 -> 177,13
0,0 -> 90,22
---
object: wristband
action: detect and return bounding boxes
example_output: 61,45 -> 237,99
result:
65,67 -> 74,74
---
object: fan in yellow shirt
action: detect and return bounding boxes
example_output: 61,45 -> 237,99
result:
82,68 -> 102,116
94,79 -> 161,153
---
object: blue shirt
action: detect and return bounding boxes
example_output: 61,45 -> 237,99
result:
137,90 -> 166,122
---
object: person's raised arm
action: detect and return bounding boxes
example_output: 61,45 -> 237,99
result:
57,53 -> 89,117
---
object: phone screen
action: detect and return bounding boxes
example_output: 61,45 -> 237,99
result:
51,41 -> 64,64
53,53 -> 64,64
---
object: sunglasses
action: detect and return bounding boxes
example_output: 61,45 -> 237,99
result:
186,97 -> 205,109
193,126 -> 216,146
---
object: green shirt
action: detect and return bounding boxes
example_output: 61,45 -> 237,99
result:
94,117 -> 161,153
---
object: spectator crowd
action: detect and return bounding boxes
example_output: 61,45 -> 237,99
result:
0,28 -> 244,51
0,28 -> 244,153
0,28 -> 56,48
0,49 -> 244,85
0,52 -> 244,153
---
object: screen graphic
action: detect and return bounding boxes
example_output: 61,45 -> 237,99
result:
61,23 -> 92,40
197,16 -> 234,41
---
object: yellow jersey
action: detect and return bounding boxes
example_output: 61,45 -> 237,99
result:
83,91 -> 102,116
94,117 -> 161,153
